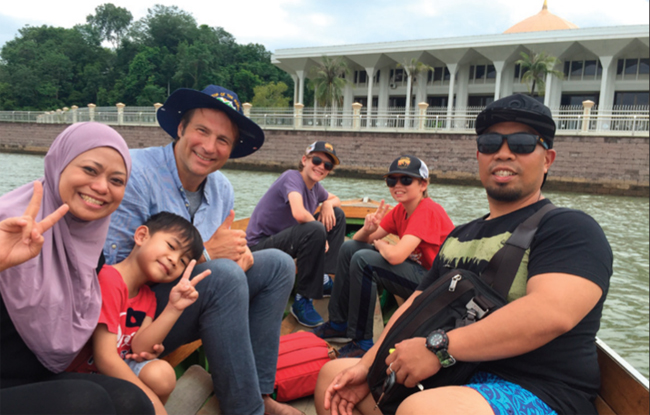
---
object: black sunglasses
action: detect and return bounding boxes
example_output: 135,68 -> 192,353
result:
310,156 -> 334,171
476,132 -> 549,155
385,176 -> 415,187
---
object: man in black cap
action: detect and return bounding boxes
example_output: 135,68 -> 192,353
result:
315,94 -> 613,415
104,85 -> 300,415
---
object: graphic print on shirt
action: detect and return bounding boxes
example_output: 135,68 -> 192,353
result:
408,249 -> 423,266
438,232 -> 530,301
116,308 -> 147,358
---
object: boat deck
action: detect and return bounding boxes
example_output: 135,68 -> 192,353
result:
162,199 -> 649,415
165,295 -> 385,415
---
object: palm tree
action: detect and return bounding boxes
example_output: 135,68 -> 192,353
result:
515,51 -> 564,97
310,55 -> 350,110
397,58 -> 433,127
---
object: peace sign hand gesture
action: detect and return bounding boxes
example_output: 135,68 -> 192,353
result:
168,260 -> 211,311
362,199 -> 390,234
0,181 -> 69,272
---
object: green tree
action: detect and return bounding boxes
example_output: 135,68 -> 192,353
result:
515,51 -> 564,97
397,58 -> 433,114
174,40 -> 212,89
309,55 -> 349,109
130,5 -> 198,54
0,25 -> 106,110
123,47 -> 162,104
252,82 -> 291,107
86,3 -> 133,49
136,75 -> 166,106
0,4 -> 291,109
231,69 -> 262,103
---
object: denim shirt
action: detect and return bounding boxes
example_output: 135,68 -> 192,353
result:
104,143 -> 234,265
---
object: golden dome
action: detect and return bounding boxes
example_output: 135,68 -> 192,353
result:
504,1 -> 578,34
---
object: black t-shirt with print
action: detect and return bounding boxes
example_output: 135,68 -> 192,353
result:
418,199 -> 613,415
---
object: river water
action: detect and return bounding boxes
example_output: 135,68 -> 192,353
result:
1,152 -> 648,379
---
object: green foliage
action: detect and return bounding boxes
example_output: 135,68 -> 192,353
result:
310,55 -> 349,109
130,5 -> 198,54
0,3 -> 292,111
252,82 -> 291,107
0,25 -> 106,109
515,51 -> 564,97
86,3 -> 133,49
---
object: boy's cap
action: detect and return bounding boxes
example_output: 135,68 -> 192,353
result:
475,94 -> 556,148
306,141 -> 340,165
157,85 -> 264,159
385,155 -> 429,179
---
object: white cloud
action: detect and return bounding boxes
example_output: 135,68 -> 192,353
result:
405,0 -> 440,17
308,13 -> 334,27
1,0 -> 648,52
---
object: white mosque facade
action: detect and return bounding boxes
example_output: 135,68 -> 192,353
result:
272,3 -> 649,114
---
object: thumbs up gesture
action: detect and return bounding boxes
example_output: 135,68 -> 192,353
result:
204,210 -> 248,262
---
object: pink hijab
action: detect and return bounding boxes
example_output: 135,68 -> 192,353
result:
0,122 -> 131,373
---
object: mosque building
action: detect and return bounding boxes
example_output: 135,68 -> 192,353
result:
272,1 -> 649,114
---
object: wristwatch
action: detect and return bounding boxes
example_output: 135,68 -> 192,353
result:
426,329 -> 457,368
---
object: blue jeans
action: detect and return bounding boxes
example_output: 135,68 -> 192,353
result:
153,249 -> 295,415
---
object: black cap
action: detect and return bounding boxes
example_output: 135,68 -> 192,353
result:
157,85 -> 264,159
306,141 -> 340,165
475,94 -> 556,148
384,155 -> 429,179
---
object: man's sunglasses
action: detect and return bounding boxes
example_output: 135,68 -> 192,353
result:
310,156 -> 334,171
476,133 -> 549,155
385,176 -> 415,187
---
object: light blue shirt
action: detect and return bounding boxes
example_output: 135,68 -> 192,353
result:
104,143 -> 234,265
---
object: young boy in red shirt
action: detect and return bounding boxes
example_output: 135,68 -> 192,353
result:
69,212 -> 210,414
313,156 -> 454,357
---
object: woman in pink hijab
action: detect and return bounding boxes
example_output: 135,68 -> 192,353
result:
0,122 -> 154,415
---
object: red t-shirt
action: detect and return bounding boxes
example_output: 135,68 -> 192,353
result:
379,198 -> 454,270
67,265 -> 157,373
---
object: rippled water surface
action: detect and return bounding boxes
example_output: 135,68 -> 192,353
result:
1,153 -> 648,379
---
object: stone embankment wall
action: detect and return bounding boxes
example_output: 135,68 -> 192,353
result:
1,123 -> 648,197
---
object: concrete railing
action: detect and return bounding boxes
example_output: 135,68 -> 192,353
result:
0,102 -> 647,135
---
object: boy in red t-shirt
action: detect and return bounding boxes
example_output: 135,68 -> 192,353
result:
69,212 -> 210,414
313,156 -> 454,357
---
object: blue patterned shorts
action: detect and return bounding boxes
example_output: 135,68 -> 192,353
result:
464,372 -> 557,415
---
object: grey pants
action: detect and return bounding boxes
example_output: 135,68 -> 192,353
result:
328,240 -> 427,341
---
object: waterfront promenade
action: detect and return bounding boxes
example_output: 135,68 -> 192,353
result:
0,121 -> 647,197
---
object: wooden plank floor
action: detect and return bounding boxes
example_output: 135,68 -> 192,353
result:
283,296 -> 385,415
166,295 -> 385,415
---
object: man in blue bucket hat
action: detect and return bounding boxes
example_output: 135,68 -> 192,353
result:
104,85 -> 299,415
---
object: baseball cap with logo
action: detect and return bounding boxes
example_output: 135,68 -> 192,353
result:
157,85 -> 264,159
384,155 -> 429,179
306,141 -> 340,165
475,93 -> 556,148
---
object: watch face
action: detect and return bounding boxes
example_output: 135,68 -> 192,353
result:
428,333 -> 444,349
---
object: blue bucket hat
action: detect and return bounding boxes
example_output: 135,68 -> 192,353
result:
157,85 -> 264,158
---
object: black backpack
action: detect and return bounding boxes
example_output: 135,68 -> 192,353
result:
367,203 -> 556,414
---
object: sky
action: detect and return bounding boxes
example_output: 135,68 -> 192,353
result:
1,0 -> 648,53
